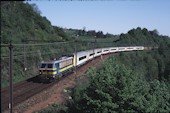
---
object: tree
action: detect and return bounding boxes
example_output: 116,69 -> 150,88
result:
70,57 -> 170,113
96,31 -> 104,38
153,29 -> 159,35
82,26 -> 86,35
87,30 -> 96,36
31,3 -> 41,15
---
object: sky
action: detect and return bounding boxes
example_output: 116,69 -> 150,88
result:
26,0 -> 170,36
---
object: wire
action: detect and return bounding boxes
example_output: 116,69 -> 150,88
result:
1,50 -> 74,59
1,41 -> 75,47
1,40 -> 114,47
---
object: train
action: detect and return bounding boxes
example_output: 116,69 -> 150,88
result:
39,46 -> 144,82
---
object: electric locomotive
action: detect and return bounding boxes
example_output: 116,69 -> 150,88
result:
39,46 -> 144,82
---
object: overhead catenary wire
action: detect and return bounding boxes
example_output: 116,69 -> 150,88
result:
1,49 -> 74,59
1,41 -> 75,47
1,40 -> 115,47
1,41 -> 99,58
1,43 -> 142,58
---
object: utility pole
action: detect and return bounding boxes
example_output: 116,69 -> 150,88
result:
92,41 -> 95,65
9,42 -> 13,113
92,36 -> 96,65
23,40 -> 27,71
74,39 -> 77,79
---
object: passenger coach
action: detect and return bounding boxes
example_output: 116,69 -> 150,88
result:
39,46 -> 145,82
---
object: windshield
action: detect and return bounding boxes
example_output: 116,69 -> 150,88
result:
47,64 -> 53,68
41,63 -> 46,68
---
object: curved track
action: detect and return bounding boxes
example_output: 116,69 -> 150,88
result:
1,76 -> 58,112
1,54 -> 113,112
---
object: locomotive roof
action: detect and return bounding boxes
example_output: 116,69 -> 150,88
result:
40,56 -> 73,64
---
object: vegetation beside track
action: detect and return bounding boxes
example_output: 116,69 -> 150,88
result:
36,51 -> 170,113
1,1 -> 170,88
35,28 -> 170,112
1,1 -> 170,112
1,1 -> 116,87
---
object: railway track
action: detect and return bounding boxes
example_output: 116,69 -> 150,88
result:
1,76 -> 52,112
1,70 -> 77,112
1,54 -> 112,113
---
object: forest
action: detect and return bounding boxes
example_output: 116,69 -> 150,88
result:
1,1 -> 118,87
1,2 -> 170,112
38,51 -> 170,113
37,23 -> 170,113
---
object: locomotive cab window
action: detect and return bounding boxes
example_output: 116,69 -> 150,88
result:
47,64 -> 53,68
41,64 -> 47,68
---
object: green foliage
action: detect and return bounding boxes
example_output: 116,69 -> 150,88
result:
1,1 -> 69,44
1,1 -> 73,87
69,57 -> 170,113
1,1 -> 120,88
1,4 -> 170,113
115,27 -> 170,82
34,102 -> 68,113
53,26 -> 68,41
116,27 -> 170,47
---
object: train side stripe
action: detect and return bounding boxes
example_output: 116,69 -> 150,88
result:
40,71 -> 57,75
58,64 -> 73,73
39,68 -> 57,70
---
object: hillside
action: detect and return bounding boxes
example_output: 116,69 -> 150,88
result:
1,1 -> 70,87
117,27 -> 170,81
1,1 -> 116,87
36,28 -> 170,113
1,1 -> 170,89
1,1 -> 170,112
1,1 -> 69,44
116,27 -> 170,46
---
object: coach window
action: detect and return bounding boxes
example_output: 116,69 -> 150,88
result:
79,56 -> 86,61
90,53 -> 95,56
